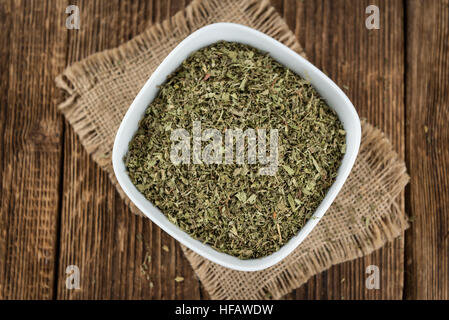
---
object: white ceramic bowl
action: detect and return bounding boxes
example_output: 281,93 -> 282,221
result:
112,23 -> 361,271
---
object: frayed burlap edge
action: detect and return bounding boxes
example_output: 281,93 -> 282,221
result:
55,0 -> 409,300
55,0 -> 304,170
182,120 -> 409,299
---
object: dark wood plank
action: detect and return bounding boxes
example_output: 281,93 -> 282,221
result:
0,0 -> 412,300
55,0 -> 408,299
0,0 -> 67,299
405,0 -> 449,300
276,0 -> 406,299
56,0 -> 201,299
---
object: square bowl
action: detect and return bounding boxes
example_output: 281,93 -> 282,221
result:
112,23 -> 361,271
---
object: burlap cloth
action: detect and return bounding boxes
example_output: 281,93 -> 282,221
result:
55,0 -> 409,300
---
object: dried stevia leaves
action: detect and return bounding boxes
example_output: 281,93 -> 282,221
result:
125,41 -> 346,259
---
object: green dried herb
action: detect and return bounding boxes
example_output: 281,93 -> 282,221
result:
140,251 -> 152,281
125,41 -> 346,259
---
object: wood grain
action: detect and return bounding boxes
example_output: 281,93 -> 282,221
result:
0,0 -> 67,299
56,0 -> 201,299
1,0 -> 447,300
278,0 -> 406,299
55,0 -> 406,300
405,0 -> 449,300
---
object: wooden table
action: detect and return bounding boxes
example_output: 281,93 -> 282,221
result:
0,0 -> 447,300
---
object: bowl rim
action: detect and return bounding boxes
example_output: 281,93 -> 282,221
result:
112,22 -> 361,271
